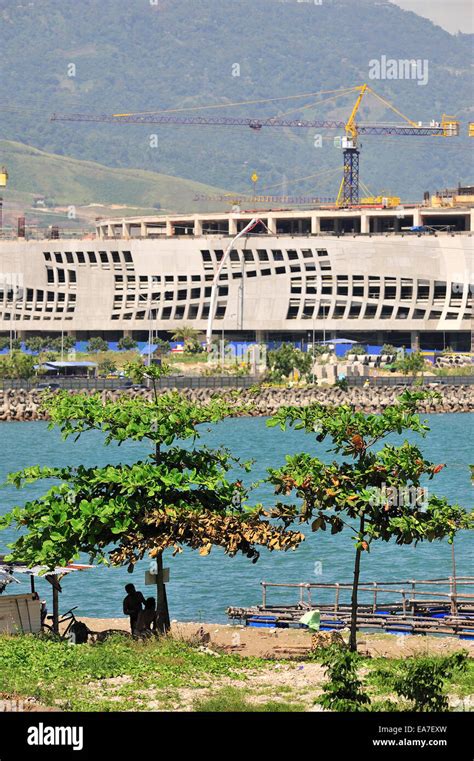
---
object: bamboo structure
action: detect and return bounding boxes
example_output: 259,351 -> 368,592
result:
227,577 -> 474,638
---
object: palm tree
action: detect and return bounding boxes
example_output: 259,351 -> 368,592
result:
171,326 -> 201,350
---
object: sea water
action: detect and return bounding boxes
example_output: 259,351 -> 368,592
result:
0,415 -> 472,623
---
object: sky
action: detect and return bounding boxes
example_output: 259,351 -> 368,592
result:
391,0 -> 474,34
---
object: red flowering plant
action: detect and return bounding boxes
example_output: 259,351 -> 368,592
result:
267,390 -> 473,651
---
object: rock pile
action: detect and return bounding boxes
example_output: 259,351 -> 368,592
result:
0,384 -> 472,422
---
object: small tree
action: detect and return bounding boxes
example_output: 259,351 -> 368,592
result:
87,337 -> 109,353
0,351 -> 36,379
344,344 -> 366,357
318,645 -> 370,712
98,357 -> 117,376
171,326 -> 201,352
267,343 -> 312,381
25,336 -> 48,353
48,336 -> 76,353
267,390 -> 472,651
379,652 -> 468,711
381,343 -> 397,355
0,362 -> 304,632
117,336 -> 138,351
395,351 -> 426,377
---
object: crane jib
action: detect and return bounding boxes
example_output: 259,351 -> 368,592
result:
50,114 -> 446,136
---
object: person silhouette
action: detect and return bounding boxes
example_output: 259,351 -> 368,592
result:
122,583 -> 146,634
135,597 -> 157,637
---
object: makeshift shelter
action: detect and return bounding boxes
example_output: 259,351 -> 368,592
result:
0,557 -> 94,634
38,360 -> 97,377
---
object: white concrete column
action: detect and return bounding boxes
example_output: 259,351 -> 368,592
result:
140,221 -> 147,238
410,331 -> 420,351
229,217 -> 238,235
107,224 -> 114,238
166,219 -> 173,236
412,209 -> 421,226
266,215 -> 276,235
194,217 -> 203,236
122,221 -> 130,239
311,215 -> 321,234
469,209 -> 474,233
360,213 -> 369,234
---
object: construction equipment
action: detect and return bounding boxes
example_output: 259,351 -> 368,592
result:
0,166 -> 7,232
51,84 -> 460,206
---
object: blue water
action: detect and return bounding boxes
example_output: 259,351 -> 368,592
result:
0,415 -> 472,622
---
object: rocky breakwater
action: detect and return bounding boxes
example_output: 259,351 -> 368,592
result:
0,384 -> 473,422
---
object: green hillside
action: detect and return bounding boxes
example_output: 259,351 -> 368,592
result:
0,140 -> 234,220
1,0 -> 473,199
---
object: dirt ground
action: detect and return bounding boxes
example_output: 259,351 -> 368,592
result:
80,617 -> 474,659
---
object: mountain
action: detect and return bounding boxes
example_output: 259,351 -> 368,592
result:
0,140 -> 233,227
1,0 -> 473,200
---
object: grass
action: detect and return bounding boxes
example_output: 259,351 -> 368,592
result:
0,634 -> 472,712
193,687 -> 305,712
364,655 -> 474,700
0,634 -> 267,712
1,139 -> 232,216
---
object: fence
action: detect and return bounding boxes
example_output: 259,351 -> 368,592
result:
0,375 -> 262,392
347,375 -> 473,387
259,577 -> 474,616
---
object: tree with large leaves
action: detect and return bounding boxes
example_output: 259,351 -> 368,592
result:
0,363 -> 304,632
266,390 -> 472,651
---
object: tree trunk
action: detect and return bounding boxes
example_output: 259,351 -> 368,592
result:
155,551 -> 170,634
349,516 -> 365,652
52,577 -> 59,635
154,440 -> 170,632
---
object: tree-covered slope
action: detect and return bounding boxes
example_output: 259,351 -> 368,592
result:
1,0 -> 472,200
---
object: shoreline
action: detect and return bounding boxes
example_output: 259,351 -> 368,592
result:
0,384 -> 473,422
79,617 -> 474,659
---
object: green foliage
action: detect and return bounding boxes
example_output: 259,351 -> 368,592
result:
394,351 -> 426,376
317,646 -> 370,712
310,343 -> 331,357
1,1 -> 471,199
0,350 -> 36,379
24,336 -> 75,354
376,652 -> 468,712
0,362 -> 304,574
345,344 -> 366,357
48,336 -> 76,353
117,336 -> 138,351
171,326 -> 203,354
381,344 -> 398,355
0,336 -> 10,351
87,337 -> 109,353
97,358 -> 117,376
194,686 -> 304,712
0,634 -> 265,712
267,343 -> 312,381
24,336 -> 47,353
266,390 -> 472,650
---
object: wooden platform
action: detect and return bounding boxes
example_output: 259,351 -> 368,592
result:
227,577 -> 474,639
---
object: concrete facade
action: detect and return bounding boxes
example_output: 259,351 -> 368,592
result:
0,207 -> 472,344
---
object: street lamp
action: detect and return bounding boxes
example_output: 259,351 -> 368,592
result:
206,218 -> 260,351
